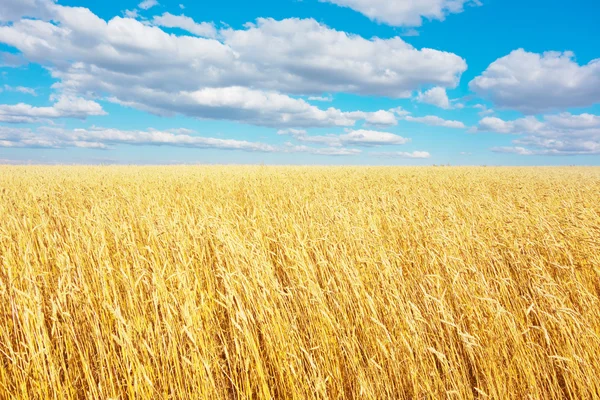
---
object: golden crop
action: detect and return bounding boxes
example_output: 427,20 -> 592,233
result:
1,166 -> 599,399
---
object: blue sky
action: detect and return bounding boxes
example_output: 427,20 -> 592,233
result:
1,0 -> 599,165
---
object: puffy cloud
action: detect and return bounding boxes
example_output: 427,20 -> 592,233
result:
0,6 -> 467,101
477,112 -> 600,155
473,104 -> 494,116
0,125 -> 367,156
474,116 -> 546,135
320,0 -> 481,27
416,87 -> 451,109
278,128 -> 410,147
339,129 -> 409,145
0,4 -> 468,128
152,13 -> 217,38
0,95 -> 106,123
286,144 -> 361,156
220,18 -> 466,96
544,113 -> 600,130
277,129 -> 307,136
123,9 -> 139,19
390,107 -> 411,117
138,0 -> 158,10
0,0 -> 54,21
370,151 -> 431,159
308,95 -> 333,102
3,85 -> 37,96
0,51 -> 27,67
0,125 -> 351,155
353,110 -> 398,126
404,115 -> 466,128
103,86 -> 395,128
490,147 -> 534,156
470,49 -> 600,113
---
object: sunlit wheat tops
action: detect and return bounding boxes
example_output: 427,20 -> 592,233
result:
1,166 -> 600,399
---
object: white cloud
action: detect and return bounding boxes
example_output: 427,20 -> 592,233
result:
476,112 -> 600,155
308,95 -> 333,102
401,29 -> 420,37
286,144 -> 361,156
470,49 -> 600,114
358,110 -> 398,126
152,13 -> 217,38
0,0 -> 54,21
0,126 -> 275,151
416,87 -> 451,109
340,129 -> 409,145
370,151 -> 431,159
3,85 -> 37,96
544,113 -> 600,130
0,2 -> 470,132
0,7 -> 467,103
0,95 -> 106,123
123,9 -> 139,19
138,0 -> 158,10
473,104 -> 493,116
179,4 -> 185,9
220,18 -> 466,96
278,128 -> 410,147
0,125 -> 364,156
474,116 -> 545,134
277,128 -> 307,136
390,106 -> 411,117
0,51 -> 26,67
491,147 -> 534,156
320,0 -> 481,27
104,86 -> 396,128
404,115 -> 465,129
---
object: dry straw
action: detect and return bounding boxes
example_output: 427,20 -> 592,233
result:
1,166 -> 599,399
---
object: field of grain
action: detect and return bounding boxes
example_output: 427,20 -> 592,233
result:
1,166 -> 599,399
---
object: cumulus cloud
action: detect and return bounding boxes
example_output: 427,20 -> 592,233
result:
0,0 -> 54,21
490,147 -> 534,156
355,110 -> 398,126
152,13 -> 217,38
308,95 -> 333,102
0,95 -> 106,123
339,129 -> 409,146
0,125 -> 364,156
390,107 -> 411,117
0,126 -> 274,151
476,112 -> 600,155
278,128 -> 410,147
123,9 -> 139,19
416,87 -> 451,109
286,144 -> 361,156
0,51 -> 27,67
277,129 -> 307,136
220,18 -> 466,96
138,0 -> 158,10
320,0 -> 481,27
103,86 -> 396,128
3,85 -> 37,96
404,115 -> 466,129
0,5 -> 467,104
0,3 -> 469,128
473,104 -> 493,116
370,151 -> 431,159
470,49 -> 600,113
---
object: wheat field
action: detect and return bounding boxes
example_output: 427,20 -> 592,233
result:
1,166 -> 599,399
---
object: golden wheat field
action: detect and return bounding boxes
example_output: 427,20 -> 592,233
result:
1,166 -> 600,399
